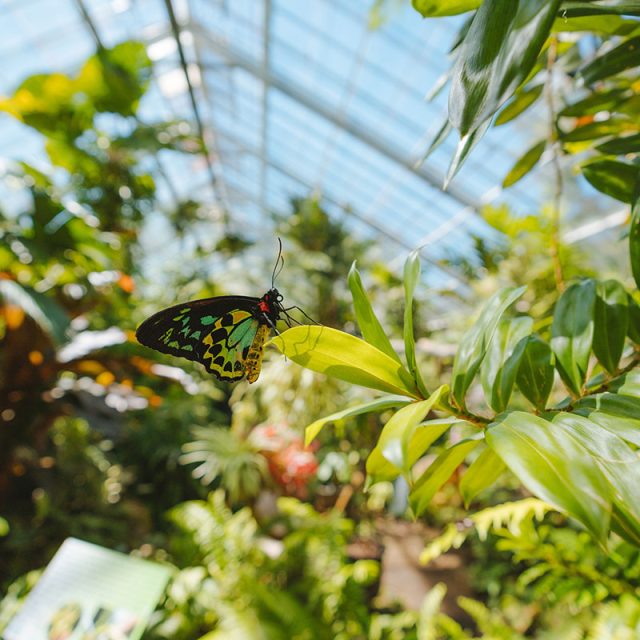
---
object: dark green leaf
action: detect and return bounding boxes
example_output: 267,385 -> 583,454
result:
348,261 -> 402,364
410,438 -> 481,516
554,14 -> 640,34
449,0 -> 561,136
593,280 -> 629,374
582,160 -> 640,203
460,447 -> 506,507
502,141 -> 546,188
481,317 -> 533,412
403,251 -> 429,397
578,35 -> 640,84
631,180 -> 640,289
628,296 -> 640,343
486,412 -> 611,545
596,132 -> 640,154
412,0 -> 481,17
560,1 -> 640,17
551,279 -> 596,395
495,84 -> 544,126
559,88 -> 629,117
516,335 -> 555,409
451,286 -> 526,409
561,118 -> 636,143
444,119 -> 491,188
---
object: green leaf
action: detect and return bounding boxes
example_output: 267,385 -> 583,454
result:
574,391 -> 640,446
551,279 -> 596,395
449,0 -> 561,137
628,296 -> 640,343
559,88 -> 629,117
444,119 -> 491,188
560,1 -> 640,17
631,181 -> 640,290
348,261 -> 402,364
582,160 -> 640,203
495,84 -> 544,126
416,119 -> 452,170
593,280 -> 629,374
366,418 -> 457,483
552,412 -> 640,545
269,326 -> 419,397
554,14 -> 639,34
515,335 -> 555,409
412,0 -> 481,17
304,395 -> 412,446
0,279 -> 70,346
596,132 -> 640,154
410,438 -> 482,516
0,517 -> 8,537
578,35 -> 640,84
486,412 -> 611,545
562,118 -> 637,143
373,386 -> 448,474
481,317 -> 533,412
460,447 -> 506,507
403,251 -> 429,397
451,286 -> 526,409
502,140 -> 546,188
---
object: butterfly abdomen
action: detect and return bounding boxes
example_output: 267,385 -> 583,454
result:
245,324 -> 270,383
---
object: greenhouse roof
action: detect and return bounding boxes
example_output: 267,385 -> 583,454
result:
0,0 -> 626,289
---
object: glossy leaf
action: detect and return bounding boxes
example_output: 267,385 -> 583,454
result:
552,412 -> 640,545
403,251 -> 429,397
502,140 -> 546,188
495,84 -> 544,126
486,412 -> 611,545
304,395 -> 412,446
376,386 -> 447,473
269,326 -> 419,398
593,280 -> 628,374
412,0 -> 481,17
515,335 -> 555,409
348,261 -> 402,364
631,181 -> 640,290
366,418 -> 457,483
409,437 -> 481,516
481,316 -> 533,412
460,447 -> 506,507
578,35 -> 640,84
551,279 -> 596,395
451,286 -> 526,409
574,392 -> 640,446
449,0 -> 561,137
582,160 -> 639,203
444,119 -> 491,188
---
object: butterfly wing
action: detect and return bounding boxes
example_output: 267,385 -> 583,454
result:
135,296 -> 262,381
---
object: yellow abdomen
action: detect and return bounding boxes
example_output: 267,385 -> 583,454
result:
245,324 -> 270,383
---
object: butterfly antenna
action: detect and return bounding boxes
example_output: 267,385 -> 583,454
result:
271,237 -> 284,288
283,305 -> 319,325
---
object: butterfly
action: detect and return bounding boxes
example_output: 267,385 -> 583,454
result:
135,242 -> 307,383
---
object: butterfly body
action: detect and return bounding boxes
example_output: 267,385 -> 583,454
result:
136,288 -> 284,383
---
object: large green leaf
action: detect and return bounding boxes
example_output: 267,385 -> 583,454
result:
304,396 -> 412,446
552,412 -> 640,545
412,0 -> 481,17
593,280 -> 629,374
560,1 -> 640,16
0,279 -> 70,346
574,392 -> 640,446
451,286 -> 526,409
486,412 -> 611,545
631,180 -> 640,290
495,84 -> 544,126
460,446 -> 506,507
502,140 -> 546,188
374,386 -> 448,473
409,437 -> 482,516
449,0 -> 561,137
578,35 -> 640,84
348,261 -> 402,364
515,335 -> 555,409
403,251 -> 429,397
269,326 -> 419,397
551,279 -> 596,395
582,160 -> 640,203
481,316 -> 533,412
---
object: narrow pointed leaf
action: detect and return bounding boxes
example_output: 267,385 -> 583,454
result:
348,261 -> 402,364
486,412 -> 611,545
551,279 -> 596,395
596,132 -> 640,154
304,395 -> 412,446
631,181 -> 640,290
502,140 -> 546,188
515,335 -> 555,409
560,1 -> 640,17
593,280 -> 628,374
269,326 -> 419,397
449,0 -> 561,137
460,447 -> 506,507
451,286 -> 526,409
410,438 -> 481,516
403,251 -> 429,397
417,119 -> 452,167
578,35 -> 640,84
495,84 -> 544,126
444,120 -> 490,188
